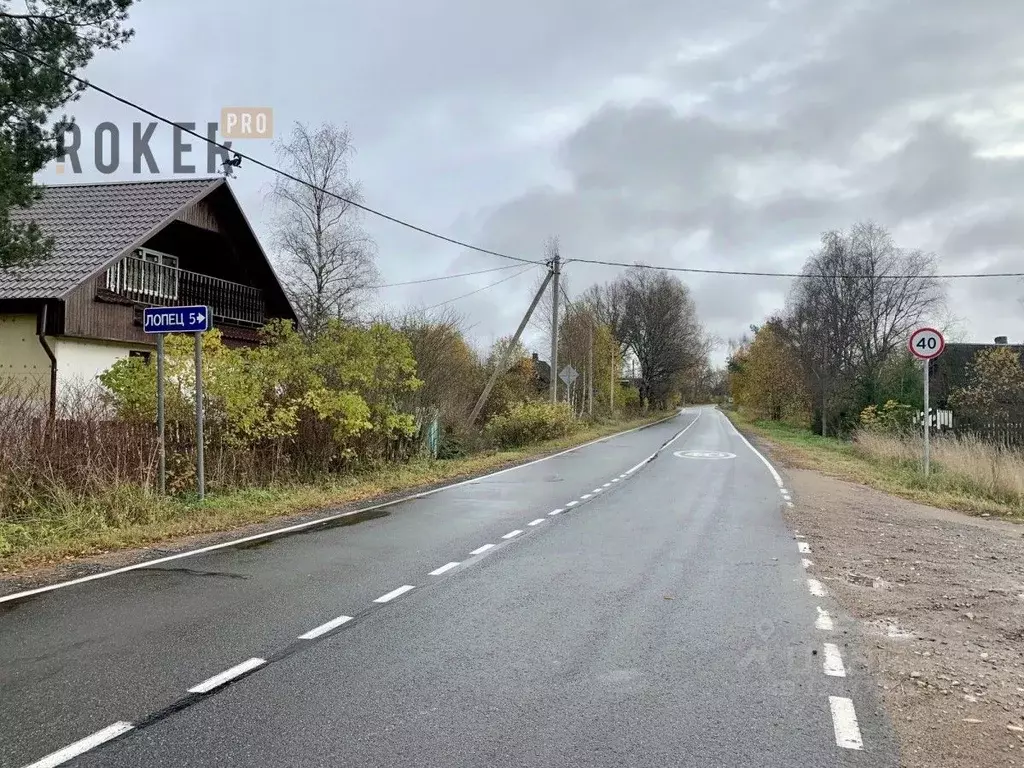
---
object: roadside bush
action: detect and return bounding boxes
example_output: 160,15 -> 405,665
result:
483,401 -> 578,449
859,399 -> 915,435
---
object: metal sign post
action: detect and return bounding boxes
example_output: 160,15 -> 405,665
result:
156,333 -> 165,495
194,331 -> 205,500
908,327 -> 945,477
143,305 -> 211,499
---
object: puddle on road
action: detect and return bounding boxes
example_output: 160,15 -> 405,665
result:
233,507 -> 391,551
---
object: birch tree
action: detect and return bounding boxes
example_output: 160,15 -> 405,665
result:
270,122 -> 378,336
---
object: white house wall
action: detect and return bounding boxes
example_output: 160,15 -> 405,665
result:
0,314 -> 50,398
53,337 -> 152,396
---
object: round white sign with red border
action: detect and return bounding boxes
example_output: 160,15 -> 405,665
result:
908,327 -> 945,360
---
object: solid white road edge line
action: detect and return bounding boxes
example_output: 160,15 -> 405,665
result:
22,722 -> 135,768
0,410 -> 689,605
373,585 -> 415,603
801,558 -> 813,569
429,562 -> 460,576
188,658 -> 266,694
469,544 -> 494,555
725,412 -> 785,488
828,696 -> 864,750
823,643 -> 847,677
808,578 -> 827,597
798,541 -> 811,554
298,615 -> 353,640
502,530 -> 523,539
527,519 -> 545,526
548,509 -> 564,516
816,607 -> 835,631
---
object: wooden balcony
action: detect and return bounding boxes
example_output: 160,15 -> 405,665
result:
105,256 -> 265,327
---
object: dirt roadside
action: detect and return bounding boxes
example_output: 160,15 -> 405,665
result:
755,435 -> 1024,767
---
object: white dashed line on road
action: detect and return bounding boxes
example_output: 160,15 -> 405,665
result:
823,643 -> 847,677
786,502 -> 794,508
470,544 -> 494,555
188,658 -> 266,694
801,558 -> 813,569
807,578 -> 827,597
548,509 -> 563,516
602,483 -> 612,488
580,494 -> 593,500
502,529 -> 523,539
429,562 -> 460,576
22,722 -> 135,768
798,541 -> 811,554
592,488 -> 603,493
565,501 -> 579,507
611,478 -> 620,483
298,615 -> 353,640
829,696 -> 864,750
528,519 -> 545,526
373,585 -> 415,603
816,607 -> 835,631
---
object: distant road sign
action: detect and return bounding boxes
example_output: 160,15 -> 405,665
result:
559,365 -> 579,386
143,305 -> 211,334
908,327 -> 944,360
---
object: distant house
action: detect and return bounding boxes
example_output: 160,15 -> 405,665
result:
531,352 -> 551,393
928,335 -> 1024,408
0,178 -> 296,411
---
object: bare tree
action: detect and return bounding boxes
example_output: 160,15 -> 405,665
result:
270,122 -> 379,336
616,267 -> 709,409
784,222 -> 944,434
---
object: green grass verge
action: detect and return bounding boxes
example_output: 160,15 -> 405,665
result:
726,408 -> 1024,519
0,412 -> 673,573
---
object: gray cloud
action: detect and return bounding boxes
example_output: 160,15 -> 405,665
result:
26,0 -> 1024,360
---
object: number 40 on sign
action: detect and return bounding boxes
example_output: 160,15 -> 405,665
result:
908,326 -> 945,478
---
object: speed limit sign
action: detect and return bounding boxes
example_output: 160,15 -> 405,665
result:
909,327 -> 945,360
909,326 -> 944,479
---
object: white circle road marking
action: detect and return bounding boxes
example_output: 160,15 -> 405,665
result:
673,450 -> 737,460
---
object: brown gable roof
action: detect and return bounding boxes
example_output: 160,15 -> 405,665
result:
1,178 -> 223,300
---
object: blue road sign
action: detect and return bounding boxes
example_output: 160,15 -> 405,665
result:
143,305 -> 211,334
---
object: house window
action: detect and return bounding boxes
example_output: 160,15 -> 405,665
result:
107,247 -> 180,300
129,350 -> 152,364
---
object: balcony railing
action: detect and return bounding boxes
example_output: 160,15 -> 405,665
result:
105,256 -> 265,327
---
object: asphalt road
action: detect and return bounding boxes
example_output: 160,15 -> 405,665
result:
0,407 -> 899,767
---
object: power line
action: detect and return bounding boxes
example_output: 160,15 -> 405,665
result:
564,257 -> 1024,280
371,263 -> 523,289
0,42 -> 542,266
418,264 -> 539,312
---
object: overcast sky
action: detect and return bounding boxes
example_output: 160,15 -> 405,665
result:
37,0 -> 1024,363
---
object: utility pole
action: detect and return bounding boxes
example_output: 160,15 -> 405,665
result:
549,249 -> 561,404
469,269 -> 554,425
610,347 -> 615,415
587,319 -> 594,416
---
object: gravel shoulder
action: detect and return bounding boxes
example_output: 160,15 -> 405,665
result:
755,434 -> 1024,767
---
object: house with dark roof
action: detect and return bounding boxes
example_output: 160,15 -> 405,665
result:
0,178 -> 296,409
928,336 -> 1024,408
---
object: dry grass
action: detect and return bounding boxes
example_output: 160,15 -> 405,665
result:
727,409 -> 1024,518
0,411 -> 672,572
